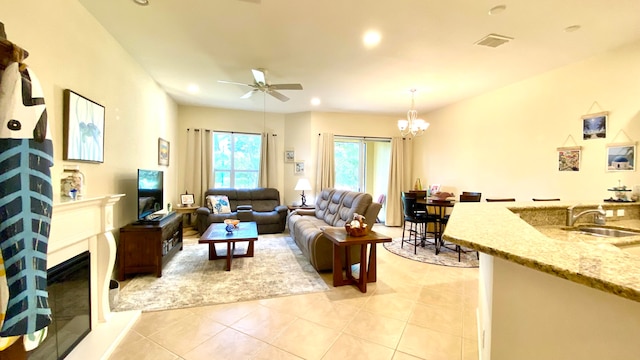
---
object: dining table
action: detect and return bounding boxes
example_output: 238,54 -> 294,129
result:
416,197 -> 455,254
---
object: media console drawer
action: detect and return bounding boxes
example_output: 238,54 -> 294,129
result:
118,212 -> 183,280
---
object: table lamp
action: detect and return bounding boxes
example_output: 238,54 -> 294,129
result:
294,178 -> 312,206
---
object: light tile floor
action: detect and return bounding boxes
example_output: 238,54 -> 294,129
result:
109,225 -> 479,360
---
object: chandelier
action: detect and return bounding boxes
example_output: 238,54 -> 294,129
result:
397,89 -> 429,137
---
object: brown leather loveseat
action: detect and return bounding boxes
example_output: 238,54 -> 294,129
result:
195,188 -> 288,234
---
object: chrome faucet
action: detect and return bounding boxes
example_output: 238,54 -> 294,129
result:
566,204 -> 606,226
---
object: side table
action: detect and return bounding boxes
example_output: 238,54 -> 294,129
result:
322,227 -> 391,293
174,205 -> 199,235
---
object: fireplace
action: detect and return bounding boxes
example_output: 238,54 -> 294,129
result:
29,252 -> 91,360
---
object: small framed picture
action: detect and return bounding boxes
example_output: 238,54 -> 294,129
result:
429,184 -> 441,195
294,161 -> 305,175
158,138 -> 170,166
181,193 -> 195,206
582,111 -> 608,140
558,148 -> 581,171
606,143 -> 635,171
285,149 -> 295,163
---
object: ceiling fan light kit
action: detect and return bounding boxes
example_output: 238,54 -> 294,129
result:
219,68 -> 303,102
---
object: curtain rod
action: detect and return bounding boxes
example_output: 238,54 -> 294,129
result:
187,128 -> 277,136
320,133 -> 391,142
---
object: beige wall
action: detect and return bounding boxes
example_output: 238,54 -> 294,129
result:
415,40 -> 640,202
3,0 -> 179,227
177,105 -> 286,200
177,108 -> 401,206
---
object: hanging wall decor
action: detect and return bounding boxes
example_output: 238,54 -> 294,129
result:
284,148 -> 295,163
606,143 -> 635,172
294,161 -> 305,175
158,137 -> 170,166
63,89 -> 105,162
557,135 -> 581,171
582,111 -> 608,140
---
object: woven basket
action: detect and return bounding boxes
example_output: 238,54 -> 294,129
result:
345,223 -> 369,237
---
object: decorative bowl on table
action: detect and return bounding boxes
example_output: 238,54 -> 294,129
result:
224,219 -> 240,228
345,223 -> 369,237
431,191 -> 455,201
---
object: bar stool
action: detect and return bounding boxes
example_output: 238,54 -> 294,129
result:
532,198 -> 560,201
401,192 -> 439,254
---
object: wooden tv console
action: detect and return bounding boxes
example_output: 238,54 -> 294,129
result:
118,211 -> 183,280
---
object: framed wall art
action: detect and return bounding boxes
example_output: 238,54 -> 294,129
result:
284,149 -> 295,163
606,143 -> 635,171
158,138 -> 170,166
63,89 -> 105,163
582,111 -> 608,140
557,148 -> 581,171
294,161 -> 305,175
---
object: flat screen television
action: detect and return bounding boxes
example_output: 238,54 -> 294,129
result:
137,169 -> 163,220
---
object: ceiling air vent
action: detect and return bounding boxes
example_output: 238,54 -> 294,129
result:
475,33 -> 513,48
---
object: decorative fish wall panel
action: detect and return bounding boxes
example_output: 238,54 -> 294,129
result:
0,62 -> 53,349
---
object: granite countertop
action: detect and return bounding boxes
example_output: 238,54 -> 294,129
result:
443,201 -> 640,303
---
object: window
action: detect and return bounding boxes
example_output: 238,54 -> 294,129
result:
334,137 -> 390,195
213,132 -> 262,188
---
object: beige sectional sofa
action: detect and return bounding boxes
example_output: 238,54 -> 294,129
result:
288,188 -> 382,271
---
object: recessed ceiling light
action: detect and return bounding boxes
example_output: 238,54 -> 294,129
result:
488,4 -> 506,15
363,30 -> 381,47
187,84 -> 199,93
311,97 -> 321,106
564,25 -> 581,33
133,0 -> 149,6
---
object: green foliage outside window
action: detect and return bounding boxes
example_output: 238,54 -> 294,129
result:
213,132 -> 261,188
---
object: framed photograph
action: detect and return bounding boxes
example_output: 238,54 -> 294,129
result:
180,193 -> 195,206
294,161 -> 305,175
606,143 -> 635,171
558,148 -> 581,171
582,111 -> 608,140
158,138 -> 170,166
284,149 -> 295,163
63,89 -> 105,163
429,184 -> 441,195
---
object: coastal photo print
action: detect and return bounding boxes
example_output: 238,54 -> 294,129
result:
582,111 -> 607,140
606,144 -> 635,171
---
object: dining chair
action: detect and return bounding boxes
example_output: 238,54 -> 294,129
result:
486,198 -> 516,202
460,192 -> 482,202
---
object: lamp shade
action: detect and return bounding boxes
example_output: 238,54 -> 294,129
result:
295,178 -> 312,191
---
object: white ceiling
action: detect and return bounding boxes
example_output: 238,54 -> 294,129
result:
78,0 -> 640,115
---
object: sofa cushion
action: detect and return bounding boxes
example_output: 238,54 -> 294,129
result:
207,195 -> 232,214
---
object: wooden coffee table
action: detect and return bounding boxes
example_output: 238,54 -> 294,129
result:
322,227 -> 392,293
199,221 -> 258,271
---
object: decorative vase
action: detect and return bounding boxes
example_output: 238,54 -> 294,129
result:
61,165 -> 85,199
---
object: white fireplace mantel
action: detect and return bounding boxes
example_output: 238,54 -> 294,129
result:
49,194 -> 139,360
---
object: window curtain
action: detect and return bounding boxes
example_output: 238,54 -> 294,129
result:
259,132 -> 277,187
316,132 -> 335,192
385,137 -> 413,226
185,128 -> 213,206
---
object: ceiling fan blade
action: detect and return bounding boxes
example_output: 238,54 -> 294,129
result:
251,69 -> 266,85
218,80 -> 251,86
270,83 -> 303,90
268,90 -> 290,102
240,89 -> 258,99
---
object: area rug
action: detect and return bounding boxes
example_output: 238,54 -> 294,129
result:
113,234 -> 329,312
383,237 -> 479,268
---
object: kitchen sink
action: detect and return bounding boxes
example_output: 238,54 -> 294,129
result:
570,226 -> 640,238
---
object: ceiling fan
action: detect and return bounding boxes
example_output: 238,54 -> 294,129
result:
218,68 -> 303,102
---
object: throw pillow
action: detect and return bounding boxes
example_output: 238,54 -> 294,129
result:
206,195 -> 231,214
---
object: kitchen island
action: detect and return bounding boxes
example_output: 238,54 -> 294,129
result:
443,201 -> 640,360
